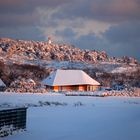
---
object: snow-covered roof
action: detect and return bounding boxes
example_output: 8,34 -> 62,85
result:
0,79 -> 6,87
42,69 -> 100,86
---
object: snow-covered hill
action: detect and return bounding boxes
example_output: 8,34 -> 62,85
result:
0,38 -> 140,93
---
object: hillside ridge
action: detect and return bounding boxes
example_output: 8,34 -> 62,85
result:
0,38 -> 139,93
0,37 -> 138,64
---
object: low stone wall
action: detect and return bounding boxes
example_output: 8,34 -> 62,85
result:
106,88 -> 140,97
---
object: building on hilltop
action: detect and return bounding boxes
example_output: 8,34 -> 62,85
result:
42,69 -> 100,92
48,36 -> 52,44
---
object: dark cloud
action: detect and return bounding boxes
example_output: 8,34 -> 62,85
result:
0,0 -> 72,27
1,0 -> 140,28
91,0 -> 140,22
0,0 -> 71,14
51,0 -> 140,23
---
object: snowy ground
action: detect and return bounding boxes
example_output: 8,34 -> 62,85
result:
0,92 -> 140,140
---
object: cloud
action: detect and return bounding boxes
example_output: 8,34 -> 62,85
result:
48,0 -> 140,22
37,7 -> 111,42
36,0 -> 140,43
91,0 -> 140,22
1,0 -> 140,28
0,0 -> 72,14
0,0 -> 73,27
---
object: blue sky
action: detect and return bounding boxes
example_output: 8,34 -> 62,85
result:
0,0 -> 140,60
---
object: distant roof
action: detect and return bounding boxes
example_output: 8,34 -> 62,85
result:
0,79 -> 6,87
42,69 -> 100,86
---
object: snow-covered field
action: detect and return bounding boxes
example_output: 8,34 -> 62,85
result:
1,92 -> 140,140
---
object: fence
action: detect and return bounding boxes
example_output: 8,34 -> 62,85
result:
0,107 -> 27,137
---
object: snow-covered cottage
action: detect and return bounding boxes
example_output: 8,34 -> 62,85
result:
0,79 -> 6,91
42,69 -> 100,92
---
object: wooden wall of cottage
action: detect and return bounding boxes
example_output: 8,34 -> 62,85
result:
49,85 -> 100,92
